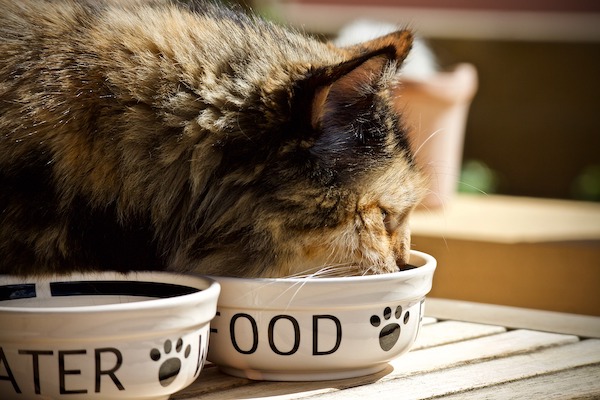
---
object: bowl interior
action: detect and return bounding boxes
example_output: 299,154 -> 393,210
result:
0,280 -> 198,308
0,272 -> 218,312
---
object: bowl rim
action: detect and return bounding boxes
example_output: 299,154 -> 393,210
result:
209,250 -> 436,285
0,271 -> 220,315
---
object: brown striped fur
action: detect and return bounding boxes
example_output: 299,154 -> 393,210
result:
0,0 -> 425,277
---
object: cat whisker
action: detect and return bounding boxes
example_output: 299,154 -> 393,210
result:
455,180 -> 489,196
275,264 -> 360,310
283,263 -> 356,279
412,128 -> 444,158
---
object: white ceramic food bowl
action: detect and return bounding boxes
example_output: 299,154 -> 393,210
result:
0,272 -> 220,400
207,250 -> 436,381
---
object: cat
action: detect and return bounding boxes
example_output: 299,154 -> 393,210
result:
0,0 -> 425,278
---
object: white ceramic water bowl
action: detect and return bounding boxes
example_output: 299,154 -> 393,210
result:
0,272 -> 220,400
207,250 -> 436,381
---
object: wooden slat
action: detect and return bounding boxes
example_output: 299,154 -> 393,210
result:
391,329 -> 578,376
175,358 -> 398,400
440,364 -> 600,399
412,320 -> 506,350
171,365 -> 251,399
425,298 -> 600,338
175,329 -> 578,400
314,339 -> 600,399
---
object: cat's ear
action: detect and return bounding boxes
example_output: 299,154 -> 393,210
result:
309,30 -> 413,130
342,29 -> 413,64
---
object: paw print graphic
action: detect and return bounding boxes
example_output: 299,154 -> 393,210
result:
370,305 -> 410,351
150,338 -> 191,387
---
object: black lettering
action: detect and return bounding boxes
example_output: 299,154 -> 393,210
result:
210,311 -> 220,334
230,313 -> 258,354
59,350 -> 87,394
94,348 -> 124,392
0,347 -> 21,394
312,315 -> 342,355
268,315 -> 300,356
18,350 -> 53,394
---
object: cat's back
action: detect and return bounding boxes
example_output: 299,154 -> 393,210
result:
0,0 -> 341,135
0,0 -> 338,76
0,0 -> 346,275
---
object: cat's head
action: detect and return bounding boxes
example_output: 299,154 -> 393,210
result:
179,30 -> 425,278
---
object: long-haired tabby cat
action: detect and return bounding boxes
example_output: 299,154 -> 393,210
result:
0,0 -> 425,278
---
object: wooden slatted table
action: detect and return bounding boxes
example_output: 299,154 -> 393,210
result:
173,298 -> 600,399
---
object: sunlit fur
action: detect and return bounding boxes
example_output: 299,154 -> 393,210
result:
0,0 -> 425,277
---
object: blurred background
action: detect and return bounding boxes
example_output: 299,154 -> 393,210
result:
230,0 -> 600,202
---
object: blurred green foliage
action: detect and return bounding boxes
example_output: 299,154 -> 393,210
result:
459,159 -> 500,195
571,165 -> 600,201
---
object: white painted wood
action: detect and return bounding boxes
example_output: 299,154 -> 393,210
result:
440,364 -> 600,399
412,320 -> 506,350
172,365 -> 250,400
392,329 -> 578,375
426,298 -> 600,338
315,339 -> 600,399
421,316 -> 437,326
